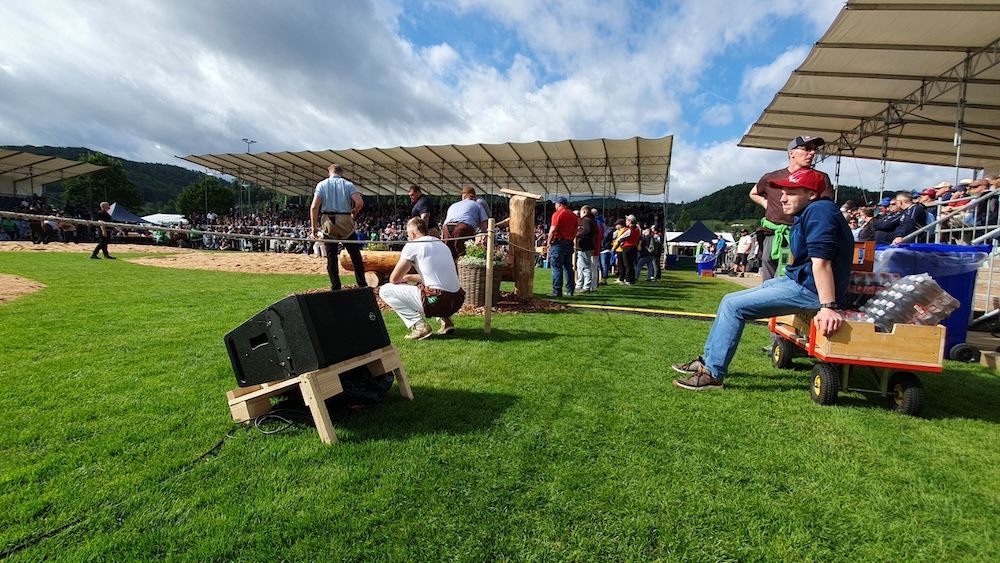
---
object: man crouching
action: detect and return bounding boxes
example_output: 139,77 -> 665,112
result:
672,168 -> 854,390
379,217 -> 466,340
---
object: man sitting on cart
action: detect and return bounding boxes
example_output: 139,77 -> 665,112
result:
671,168 -> 855,391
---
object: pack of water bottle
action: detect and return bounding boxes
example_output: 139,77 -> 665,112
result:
842,272 -> 899,309
858,273 -> 959,332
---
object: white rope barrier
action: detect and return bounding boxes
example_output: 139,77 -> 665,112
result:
0,210 -> 481,247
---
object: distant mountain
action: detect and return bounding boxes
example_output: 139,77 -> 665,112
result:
674,180 -> 880,223
2,145 -> 210,206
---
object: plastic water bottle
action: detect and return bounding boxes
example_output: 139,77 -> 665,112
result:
860,273 -> 958,332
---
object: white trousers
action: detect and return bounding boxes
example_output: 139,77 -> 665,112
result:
379,283 -> 424,328
575,250 -> 593,289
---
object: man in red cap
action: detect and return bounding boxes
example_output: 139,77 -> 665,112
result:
749,134 -> 833,281
672,168 -> 854,391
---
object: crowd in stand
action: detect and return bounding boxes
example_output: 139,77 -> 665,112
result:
0,194 -> 96,243
842,175 -> 1000,246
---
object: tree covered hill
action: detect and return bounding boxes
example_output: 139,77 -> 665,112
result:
670,180 -> 881,224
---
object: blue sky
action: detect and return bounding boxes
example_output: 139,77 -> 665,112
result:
0,0 -> 976,203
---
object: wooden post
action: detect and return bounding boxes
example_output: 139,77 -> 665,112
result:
500,188 -> 543,297
485,218 -> 496,334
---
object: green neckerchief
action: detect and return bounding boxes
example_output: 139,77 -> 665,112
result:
760,218 -> 791,260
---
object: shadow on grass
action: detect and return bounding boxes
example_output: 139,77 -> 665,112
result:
731,361 -> 1000,424
459,327 -> 562,342
328,387 -> 518,442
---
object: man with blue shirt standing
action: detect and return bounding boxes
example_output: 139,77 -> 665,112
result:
442,185 -> 489,260
310,164 -> 367,291
671,168 -> 854,391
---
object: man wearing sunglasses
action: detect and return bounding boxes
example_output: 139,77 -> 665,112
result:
749,135 -> 833,281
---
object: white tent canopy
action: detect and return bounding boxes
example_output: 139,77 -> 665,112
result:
179,136 -> 672,199
142,213 -> 188,225
740,0 -> 1000,171
0,149 -> 106,196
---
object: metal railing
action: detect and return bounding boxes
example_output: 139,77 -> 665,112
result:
900,189 -> 1000,312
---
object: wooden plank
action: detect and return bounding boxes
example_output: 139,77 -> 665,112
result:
814,321 -> 945,368
228,395 -> 274,422
499,188 -> 543,200
299,372 -> 337,444
226,377 -> 300,406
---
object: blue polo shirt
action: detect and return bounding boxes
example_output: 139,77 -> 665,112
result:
784,198 -> 854,302
444,200 -> 488,229
314,175 -> 358,213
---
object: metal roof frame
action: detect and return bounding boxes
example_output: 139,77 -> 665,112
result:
179,136 -> 673,199
739,0 -> 1000,173
0,149 -> 107,196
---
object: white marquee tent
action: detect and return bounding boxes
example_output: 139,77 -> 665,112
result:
0,149 -> 106,196
180,136 -> 673,200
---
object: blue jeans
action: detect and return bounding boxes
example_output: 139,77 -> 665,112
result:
702,276 -> 819,382
636,255 -> 656,280
549,241 -> 575,295
599,250 -> 612,281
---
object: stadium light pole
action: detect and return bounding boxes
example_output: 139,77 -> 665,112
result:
242,138 -> 256,153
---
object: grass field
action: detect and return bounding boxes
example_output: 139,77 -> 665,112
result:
2,251 -> 999,562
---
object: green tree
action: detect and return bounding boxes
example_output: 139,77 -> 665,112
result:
62,152 -> 144,212
675,208 -> 692,232
176,177 -> 235,218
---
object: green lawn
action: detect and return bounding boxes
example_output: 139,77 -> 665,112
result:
2,251 -> 999,562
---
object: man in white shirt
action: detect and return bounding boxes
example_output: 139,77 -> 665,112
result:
379,217 -> 465,340
734,229 -> 754,277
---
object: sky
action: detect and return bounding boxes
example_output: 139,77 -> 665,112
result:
0,0 -> 980,204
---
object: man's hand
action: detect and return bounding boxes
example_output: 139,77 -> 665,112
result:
813,307 -> 843,337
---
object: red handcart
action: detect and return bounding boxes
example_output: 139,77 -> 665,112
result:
769,313 -> 945,416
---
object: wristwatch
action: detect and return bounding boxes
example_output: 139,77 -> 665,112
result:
820,302 -> 838,309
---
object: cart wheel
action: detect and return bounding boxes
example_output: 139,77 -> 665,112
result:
771,339 -> 795,369
886,372 -> 924,416
809,363 -> 839,406
949,343 -> 980,363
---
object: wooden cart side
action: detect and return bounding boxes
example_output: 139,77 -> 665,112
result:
771,314 -> 944,372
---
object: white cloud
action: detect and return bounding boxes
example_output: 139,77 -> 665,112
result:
1,0 -> 975,207
738,45 -> 810,119
701,104 -> 734,127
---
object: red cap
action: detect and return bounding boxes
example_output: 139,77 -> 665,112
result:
920,188 -> 937,196
767,168 -> 826,193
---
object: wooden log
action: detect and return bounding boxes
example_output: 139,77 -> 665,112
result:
338,248 -> 511,285
339,250 -> 417,286
508,194 -> 538,296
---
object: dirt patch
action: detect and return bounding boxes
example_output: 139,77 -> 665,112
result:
0,273 -> 46,304
0,241 -> 566,314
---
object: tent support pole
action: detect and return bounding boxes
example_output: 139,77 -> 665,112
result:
954,54 -> 971,185
833,153 -> 842,204
878,107 -> 889,204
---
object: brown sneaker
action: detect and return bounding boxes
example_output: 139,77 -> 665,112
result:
673,371 -> 724,391
437,316 -> 456,335
671,356 -> 706,375
404,321 -> 432,340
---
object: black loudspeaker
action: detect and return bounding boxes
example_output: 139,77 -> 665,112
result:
225,288 -> 390,386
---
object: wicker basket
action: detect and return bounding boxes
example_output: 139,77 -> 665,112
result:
458,263 -> 503,307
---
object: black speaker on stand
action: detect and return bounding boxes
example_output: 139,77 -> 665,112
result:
225,288 -> 390,386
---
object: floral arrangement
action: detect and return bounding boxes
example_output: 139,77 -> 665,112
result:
458,237 -> 506,267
